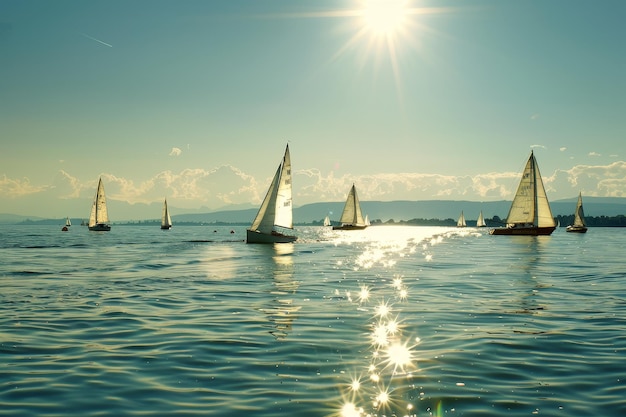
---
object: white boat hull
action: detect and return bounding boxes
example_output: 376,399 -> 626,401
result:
246,229 -> 296,244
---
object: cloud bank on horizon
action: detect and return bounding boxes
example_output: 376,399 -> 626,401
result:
1,158 -> 625,219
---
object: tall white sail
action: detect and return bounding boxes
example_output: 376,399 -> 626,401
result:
323,215 -> 331,227
339,184 -> 365,226
161,199 -> 172,228
476,211 -> 486,227
249,145 -> 293,235
274,144 -> 293,229
505,151 -> 555,228
573,193 -> 586,227
89,178 -> 109,227
457,211 -> 466,227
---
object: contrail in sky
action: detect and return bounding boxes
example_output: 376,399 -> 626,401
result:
81,33 -> 113,48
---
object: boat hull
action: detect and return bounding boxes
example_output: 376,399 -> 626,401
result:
161,225 -> 172,230
566,226 -> 587,233
88,223 -> 111,231
246,229 -> 297,244
332,225 -> 368,231
490,226 -> 555,236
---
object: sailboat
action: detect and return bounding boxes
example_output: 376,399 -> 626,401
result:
62,217 -> 71,231
88,177 -> 111,231
161,198 -> 172,230
323,215 -> 331,227
246,145 -> 297,244
490,151 -> 556,236
566,192 -> 588,233
476,211 -> 487,227
457,211 -> 466,227
333,184 -> 368,230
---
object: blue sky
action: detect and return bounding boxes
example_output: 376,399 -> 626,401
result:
1,0 -> 625,219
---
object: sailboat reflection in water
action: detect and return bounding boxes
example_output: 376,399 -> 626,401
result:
258,244 -> 300,340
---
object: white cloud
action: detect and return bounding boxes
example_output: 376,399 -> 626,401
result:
560,147 -> 567,152
169,147 -> 182,157
0,175 -> 49,197
3,160 -> 626,218
588,152 -> 601,157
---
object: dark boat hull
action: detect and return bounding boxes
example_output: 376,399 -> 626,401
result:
88,223 -> 111,231
490,226 -> 555,236
246,229 -> 297,244
332,225 -> 368,231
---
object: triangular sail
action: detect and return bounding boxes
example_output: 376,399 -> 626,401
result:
250,145 -> 293,234
573,193 -> 586,227
274,145 -> 293,229
339,184 -> 365,226
161,199 -> 172,228
324,215 -> 331,226
65,217 -> 71,227
89,178 -> 109,227
505,151 -> 555,228
476,211 -> 486,227
457,211 -> 466,227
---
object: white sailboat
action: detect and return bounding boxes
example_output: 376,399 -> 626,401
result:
476,211 -> 486,227
161,198 -> 172,230
333,184 -> 368,230
323,215 -> 331,227
88,177 -> 111,231
566,192 -> 588,233
246,145 -> 296,244
62,216 -> 71,231
490,151 -> 556,235
457,211 -> 466,227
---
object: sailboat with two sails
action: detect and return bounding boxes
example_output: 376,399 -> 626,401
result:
457,211 -> 466,227
246,145 -> 296,244
490,151 -> 556,236
476,211 -> 486,227
566,192 -> 588,233
161,199 -> 172,230
88,177 -> 111,231
333,184 -> 368,230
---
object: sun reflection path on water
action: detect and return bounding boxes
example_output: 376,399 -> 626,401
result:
327,226 -> 482,417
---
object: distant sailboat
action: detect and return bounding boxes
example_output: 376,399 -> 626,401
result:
457,211 -> 466,227
333,184 -> 368,230
490,151 -> 556,236
323,215 -> 331,227
88,177 -> 111,231
161,198 -> 172,230
62,217 -> 71,231
246,145 -> 297,244
566,192 -> 588,233
476,211 -> 486,227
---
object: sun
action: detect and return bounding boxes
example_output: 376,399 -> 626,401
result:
360,0 -> 409,37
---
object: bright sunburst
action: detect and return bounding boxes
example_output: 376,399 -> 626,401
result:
361,0 -> 409,37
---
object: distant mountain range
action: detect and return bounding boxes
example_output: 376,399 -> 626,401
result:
2,197 -> 625,225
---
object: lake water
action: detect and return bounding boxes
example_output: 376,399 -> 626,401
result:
1,224 -> 625,416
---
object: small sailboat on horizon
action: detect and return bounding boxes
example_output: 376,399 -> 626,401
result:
62,217 -> 71,231
88,177 -> 111,231
246,144 -> 297,244
490,151 -> 556,236
323,215 -> 331,227
333,184 -> 368,230
457,211 -> 466,227
476,211 -> 486,227
161,198 -> 172,230
566,192 -> 588,233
